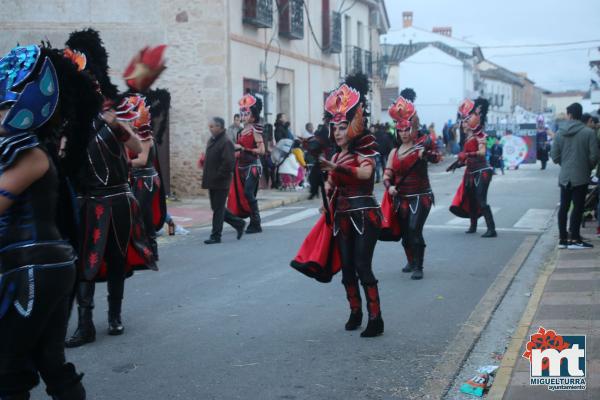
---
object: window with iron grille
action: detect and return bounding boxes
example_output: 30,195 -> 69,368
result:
322,8 -> 342,54
279,0 -> 304,40
345,46 -> 363,75
243,0 -> 273,29
364,50 -> 372,77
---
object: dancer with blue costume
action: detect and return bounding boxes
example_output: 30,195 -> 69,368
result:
0,44 -> 101,399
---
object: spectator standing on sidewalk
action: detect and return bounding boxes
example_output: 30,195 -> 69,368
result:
226,113 -> 242,143
551,103 -> 599,249
490,137 -> 504,175
200,117 -> 246,244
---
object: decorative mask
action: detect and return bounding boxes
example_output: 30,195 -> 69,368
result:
0,45 -> 59,134
388,96 -> 416,136
324,84 -> 364,140
238,93 -> 257,119
458,98 -> 481,132
123,45 -> 167,92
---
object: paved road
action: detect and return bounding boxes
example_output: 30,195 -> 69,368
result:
32,161 -> 561,399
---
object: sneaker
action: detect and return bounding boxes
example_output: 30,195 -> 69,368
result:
567,240 -> 594,250
558,240 -> 569,249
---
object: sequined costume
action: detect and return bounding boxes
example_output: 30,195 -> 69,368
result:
291,74 -> 384,337
0,45 -> 99,400
226,94 -> 264,234
380,93 -> 441,279
449,98 -> 497,237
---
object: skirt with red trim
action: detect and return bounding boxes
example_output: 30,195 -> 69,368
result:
290,214 -> 342,283
449,169 -> 491,218
131,169 -> 167,231
79,192 -> 158,282
226,161 -> 260,218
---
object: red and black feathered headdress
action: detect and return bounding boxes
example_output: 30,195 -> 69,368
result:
239,93 -> 263,122
388,96 -> 416,131
123,45 -> 167,92
458,97 -> 489,131
65,28 -> 119,101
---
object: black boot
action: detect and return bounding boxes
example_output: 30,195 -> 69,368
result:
245,201 -> 262,234
108,297 -> 124,336
204,235 -> 221,244
411,246 -> 425,280
65,282 -> 96,348
401,245 -> 415,273
465,217 -> 477,233
481,206 -> 497,238
343,282 -> 363,331
235,221 -> 246,240
360,283 -> 384,338
51,382 -> 86,400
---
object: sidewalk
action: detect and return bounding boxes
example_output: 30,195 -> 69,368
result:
166,188 -> 311,228
488,226 -> 600,399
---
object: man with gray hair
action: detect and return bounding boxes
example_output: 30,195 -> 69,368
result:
200,117 -> 245,243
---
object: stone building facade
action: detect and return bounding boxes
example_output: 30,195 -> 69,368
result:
0,0 -> 389,196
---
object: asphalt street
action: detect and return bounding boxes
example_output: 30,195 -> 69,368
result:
32,160 -> 561,400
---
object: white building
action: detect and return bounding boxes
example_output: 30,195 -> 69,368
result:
477,60 -> 522,125
379,12 -> 481,131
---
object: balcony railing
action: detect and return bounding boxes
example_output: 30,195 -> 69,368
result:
279,0 -> 304,40
364,50 -> 373,77
346,46 -> 364,75
243,0 -> 273,29
323,11 -> 342,54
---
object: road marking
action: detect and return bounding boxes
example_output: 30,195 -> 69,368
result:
446,207 -> 501,225
424,224 -> 543,234
513,208 -> 553,231
262,208 -> 320,227
260,209 -> 283,218
171,216 -> 192,223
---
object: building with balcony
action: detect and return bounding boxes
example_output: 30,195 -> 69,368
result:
0,0 -> 390,196
379,12 -> 482,130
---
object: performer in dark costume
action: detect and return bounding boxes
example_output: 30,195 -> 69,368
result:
380,93 -> 441,280
64,29 -> 157,349
118,46 -> 168,261
449,98 -> 497,238
117,95 -> 166,261
226,93 -> 265,234
536,115 -> 551,170
291,74 -> 384,338
0,44 -> 101,400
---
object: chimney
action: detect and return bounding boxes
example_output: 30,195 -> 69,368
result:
402,11 -> 413,28
432,26 -> 452,37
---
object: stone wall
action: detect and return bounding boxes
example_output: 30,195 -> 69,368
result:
0,0 -> 228,196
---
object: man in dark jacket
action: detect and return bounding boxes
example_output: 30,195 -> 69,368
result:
201,117 -> 246,244
551,103 -> 599,249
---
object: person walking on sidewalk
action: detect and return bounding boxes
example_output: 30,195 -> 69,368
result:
551,102 -> 599,249
201,117 -> 246,244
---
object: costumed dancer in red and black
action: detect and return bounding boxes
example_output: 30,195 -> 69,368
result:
291,74 -> 384,337
120,45 -> 168,261
226,93 -> 265,234
64,29 -> 157,349
0,44 -> 102,399
448,98 -> 497,238
380,90 -> 441,280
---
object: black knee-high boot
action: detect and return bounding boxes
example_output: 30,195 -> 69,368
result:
481,206 -> 497,238
465,216 -> 477,233
107,279 -> 125,336
402,245 -> 415,272
65,282 -> 96,348
245,201 -> 262,234
411,245 -> 425,280
343,281 -> 362,330
360,283 -> 384,338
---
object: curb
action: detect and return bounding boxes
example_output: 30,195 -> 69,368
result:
485,247 -> 558,399
421,235 -> 539,399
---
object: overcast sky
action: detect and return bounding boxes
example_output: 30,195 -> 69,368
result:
384,0 -> 600,92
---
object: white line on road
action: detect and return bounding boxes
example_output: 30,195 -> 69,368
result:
424,224 -> 543,233
260,209 -> 283,218
446,207 -> 501,225
262,208 -> 320,227
513,208 -> 554,231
